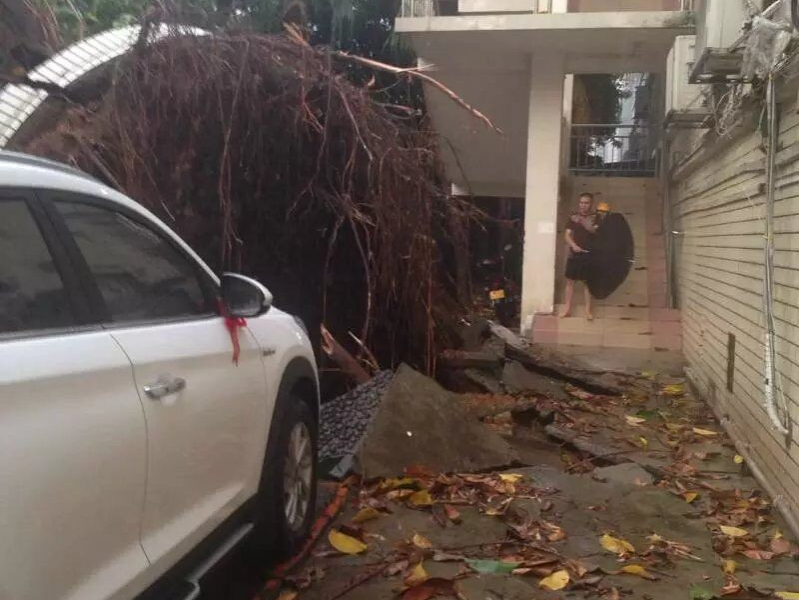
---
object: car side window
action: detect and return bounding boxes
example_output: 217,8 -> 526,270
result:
54,200 -> 215,324
0,199 -> 75,335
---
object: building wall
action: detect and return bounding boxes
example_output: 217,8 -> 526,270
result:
669,95 -> 799,522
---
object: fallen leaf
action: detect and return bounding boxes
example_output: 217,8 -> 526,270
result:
467,559 -> 519,574
277,590 -> 298,600
444,504 -> 461,524
432,551 -> 465,563
352,507 -> 381,524
722,559 -> 737,575
385,559 -> 410,576
683,492 -> 699,503
409,490 -> 433,507
620,564 -> 656,580
539,569 -> 570,591
742,549 -> 774,560
499,473 -> 524,483
693,428 -> 720,437
721,579 -> 742,596
689,585 -> 715,600
734,455 -> 745,464
378,477 -> 417,492
639,436 -> 649,449
430,504 -> 448,528
600,534 -> 635,555
625,415 -> 646,426
547,527 -> 567,542
720,526 -> 749,538
328,529 -> 367,554
401,578 -> 458,600
412,533 -> 433,549
405,562 -> 428,586
663,383 -> 685,396
771,537 -> 794,556
776,593 -> 799,600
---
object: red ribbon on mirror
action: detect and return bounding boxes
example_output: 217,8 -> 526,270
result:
218,300 -> 247,365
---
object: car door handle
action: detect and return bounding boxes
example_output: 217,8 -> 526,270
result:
143,377 -> 186,400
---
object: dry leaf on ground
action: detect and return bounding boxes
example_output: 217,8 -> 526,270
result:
720,526 -> 749,538
328,529 -> 367,554
620,564 -> 657,580
539,570 -> 570,591
352,507 -> 381,524
600,534 -> 636,555
405,562 -> 429,586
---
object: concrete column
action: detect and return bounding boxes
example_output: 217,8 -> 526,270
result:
520,53 -> 565,335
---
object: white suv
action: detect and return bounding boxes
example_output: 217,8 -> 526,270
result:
0,151 -> 319,600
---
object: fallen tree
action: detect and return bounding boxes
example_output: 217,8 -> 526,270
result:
14,26 -> 479,378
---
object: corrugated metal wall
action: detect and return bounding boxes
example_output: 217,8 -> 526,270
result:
670,99 -> 799,521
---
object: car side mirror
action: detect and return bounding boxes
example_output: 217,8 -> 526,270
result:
221,273 -> 273,318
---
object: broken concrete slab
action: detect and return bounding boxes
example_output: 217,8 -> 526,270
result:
593,463 -> 654,487
502,360 -> 570,401
356,365 -> 518,479
489,322 -> 623,395
457,319 -> 490,351
439,349 -> 501,370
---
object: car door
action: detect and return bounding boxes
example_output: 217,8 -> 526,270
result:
0,190 -> 149,600
45,193 -> 269,568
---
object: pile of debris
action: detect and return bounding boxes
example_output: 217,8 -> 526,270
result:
319,319 -> 631,480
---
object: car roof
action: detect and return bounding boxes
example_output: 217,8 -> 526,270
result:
0,150 -> 219,283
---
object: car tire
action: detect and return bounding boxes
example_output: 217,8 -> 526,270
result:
250,393 -> 318,563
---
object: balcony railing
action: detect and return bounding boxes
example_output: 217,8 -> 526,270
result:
569,124 -> 659,176
399,0 -> 692,18
399,0 -> 553,18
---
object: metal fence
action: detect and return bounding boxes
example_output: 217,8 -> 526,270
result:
399,0 -> 689,17
569,124 -> 659,176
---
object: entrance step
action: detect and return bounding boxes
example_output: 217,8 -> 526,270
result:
533,311 -> 682,351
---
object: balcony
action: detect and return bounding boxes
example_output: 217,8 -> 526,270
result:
399,0 -> 692,18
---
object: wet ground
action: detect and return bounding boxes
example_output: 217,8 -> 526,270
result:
202,348 -> 799,600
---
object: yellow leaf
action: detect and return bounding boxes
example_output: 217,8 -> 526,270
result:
639,437 -> 649,449
277,591 -> 298,600
663,383 -> 685,396
647,533 -> 663,543
693,428 -> 720,437
377,477 -> 416,492
408,490 -> 433,507
775,529 -> 784,540
683,492 -> 699,504
625,415 -> 646,426
720,526 -> 749,538
352,507 -> 381,524
641,370 -> 657,380
328,529 -> 367,554
412,533 -> 433,549
499,473 -> 524,483
734,455 -> 745,464
600,534 -> 636,555
539,569 -> 570,591
776,593 -> 799,600
405,562 -> 428,586
723,560 -> 737,575
621,564 -> 653,579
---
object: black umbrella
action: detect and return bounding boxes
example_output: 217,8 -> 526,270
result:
586,212 -> 634,300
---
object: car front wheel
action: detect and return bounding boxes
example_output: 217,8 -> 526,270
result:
251,394 -> 318,561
